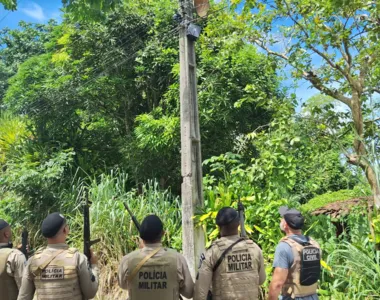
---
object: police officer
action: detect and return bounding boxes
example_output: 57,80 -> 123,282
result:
118,214 -> 194,300
17,212 -> 99,300
268,206 -> 321,300
0,219 -> 27,300
194,207 -> 266,300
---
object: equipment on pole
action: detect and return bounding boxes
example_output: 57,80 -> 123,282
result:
194,0 -> 210,17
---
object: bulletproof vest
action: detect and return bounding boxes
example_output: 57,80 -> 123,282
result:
0,248 -> 19,300
281,236 -> 321,298
212,238 -> 261,300
30,247 -> 83,300
128,248 -> 179,300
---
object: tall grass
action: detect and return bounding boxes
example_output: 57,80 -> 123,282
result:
67,171 -> 182,298
326,241 -> 380,299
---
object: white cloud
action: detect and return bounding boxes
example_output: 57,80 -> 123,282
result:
21,2 -> 46,22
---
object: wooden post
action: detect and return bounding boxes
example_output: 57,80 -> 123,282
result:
179,0 -> 205,278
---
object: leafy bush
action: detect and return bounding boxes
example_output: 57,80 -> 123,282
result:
302,187 -> 370,212
0,145 -> 75,226
0,111 -> 28,164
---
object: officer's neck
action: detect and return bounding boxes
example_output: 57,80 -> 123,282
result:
286,229 -> 302,236
143,238 -> 162,245
47,237 -> 67,245
220,230 -> 239,237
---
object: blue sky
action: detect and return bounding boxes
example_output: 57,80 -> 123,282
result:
0,0 -> 318,106
0,0 -> 62,28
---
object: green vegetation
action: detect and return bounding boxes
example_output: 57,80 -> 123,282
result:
302,188 -> 371,212
0,0 -> 379,298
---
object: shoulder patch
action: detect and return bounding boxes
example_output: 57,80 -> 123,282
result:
198,253 -> 206,269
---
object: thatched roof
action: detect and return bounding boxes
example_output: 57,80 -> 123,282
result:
311,196 -> 373,218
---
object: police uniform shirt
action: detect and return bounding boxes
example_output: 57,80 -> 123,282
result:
0,243 -> 26,289
118,242 -> 194,299
17,243 -> 99,300
194,235 -> 266,300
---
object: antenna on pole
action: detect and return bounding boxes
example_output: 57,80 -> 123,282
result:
194,0 -> 210,17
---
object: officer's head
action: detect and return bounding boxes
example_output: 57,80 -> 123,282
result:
216,207 -> 240,237
139,215 -> 164,244
41,213 -> 69,242
279,206 -> 304,234
0,219 -> 12,243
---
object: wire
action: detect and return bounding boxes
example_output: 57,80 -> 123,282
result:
16,2 -> 230,116
0,0 -> 24,25
25,21 -> 171,114
26,24 -> 182,117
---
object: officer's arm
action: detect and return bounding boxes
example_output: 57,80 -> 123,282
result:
17,261 -> 35,300
8,250 -> 26,289
268,267 -> 288,300
194,249 -> 214,300
177,254 -> 194,298
257,248 -> 266,285
77,253 -> 99,299
118,256 -> 129,290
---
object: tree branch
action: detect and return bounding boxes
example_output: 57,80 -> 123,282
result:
252,38 -> 353,108
254,39 -> 290,61
345,153 -> 367,168
360,52 -> 377,87
282,2 -> 356,88
343,38 -> 352,67
304,73 -> 352,107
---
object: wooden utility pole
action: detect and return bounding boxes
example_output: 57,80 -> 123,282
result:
179,0 -> 205,277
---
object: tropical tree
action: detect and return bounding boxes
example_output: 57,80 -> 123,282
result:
231,0 -> 380,212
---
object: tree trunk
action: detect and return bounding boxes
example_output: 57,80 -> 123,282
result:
350,97 -> 380,209
349,95 -> 380,248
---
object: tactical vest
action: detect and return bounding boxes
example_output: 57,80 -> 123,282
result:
128,248 -> 179,300
0,248 -> 19,300
30,247 -> 83,300
281,236 -> 321,298
212,239 -> 261,300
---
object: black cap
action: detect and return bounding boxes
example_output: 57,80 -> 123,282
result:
0,219 -> 9,230
279,206 -> 304,230
140,215 -> 163,242
41,213 -> 66,238
216,207 -> 239,226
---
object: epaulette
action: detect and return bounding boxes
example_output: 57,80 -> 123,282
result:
67,247 -> 78,254
206,242 -> 217,250
34,247 -> 45,254
66,247 -> 78,258
33,247 -> 45,259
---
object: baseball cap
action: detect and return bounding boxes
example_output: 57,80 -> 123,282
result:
0,219 -> 10,230
279,206 -> 304,230
41,213 -> 66,238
